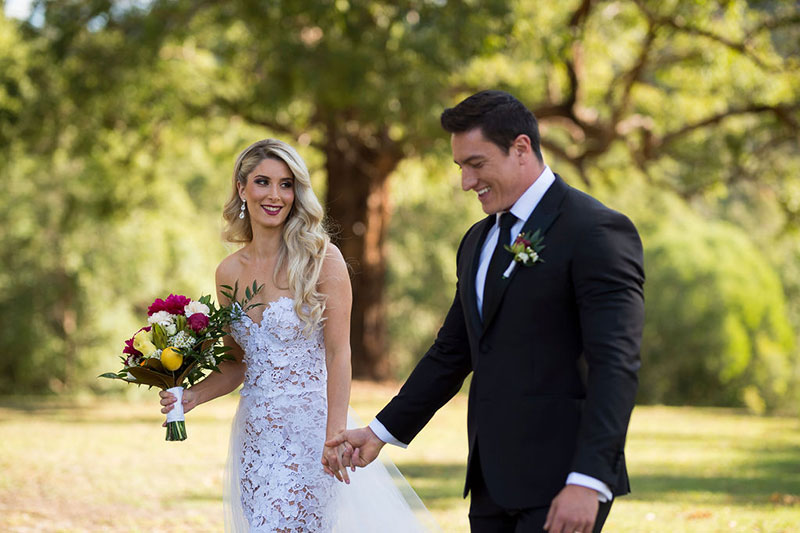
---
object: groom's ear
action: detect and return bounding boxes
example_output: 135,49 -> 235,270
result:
511,134 -> 532,158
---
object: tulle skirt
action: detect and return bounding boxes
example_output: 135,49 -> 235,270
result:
224,401 -> 442,532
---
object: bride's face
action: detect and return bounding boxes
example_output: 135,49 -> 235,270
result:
239,157 -> 295,230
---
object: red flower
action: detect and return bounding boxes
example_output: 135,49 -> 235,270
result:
187,313 -> 209,333
165,294 -> 191,315
147,298 -> 168,316
122,337 -> 139,356
148,294 -> 191,316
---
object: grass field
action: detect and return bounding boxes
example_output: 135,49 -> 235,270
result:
1,381 -> 799,532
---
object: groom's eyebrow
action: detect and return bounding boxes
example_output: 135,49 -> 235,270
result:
456,155 -> 486,167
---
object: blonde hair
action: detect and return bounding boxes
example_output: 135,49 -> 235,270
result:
222,139 -> 330,335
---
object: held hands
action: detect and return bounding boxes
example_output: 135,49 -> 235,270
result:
543,484 -> 599,533
322,427 -> 386,482
159,388 -> 199,427
321,443 -> 351,484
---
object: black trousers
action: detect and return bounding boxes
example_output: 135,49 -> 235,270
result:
468,448 -> 612,533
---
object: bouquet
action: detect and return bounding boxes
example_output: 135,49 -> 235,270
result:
100,282 -> 262,441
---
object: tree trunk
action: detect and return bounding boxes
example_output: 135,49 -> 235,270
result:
323,125 -> 401,380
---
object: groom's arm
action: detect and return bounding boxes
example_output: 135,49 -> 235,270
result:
570,208 -> 644,489
375,228 -> 477,445
375,284 -> 473,444
544,208 -> 642,532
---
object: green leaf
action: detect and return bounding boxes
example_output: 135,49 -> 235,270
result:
126,366 -> 175,390
175,360 -> 199,386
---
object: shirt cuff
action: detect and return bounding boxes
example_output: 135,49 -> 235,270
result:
368,418 -> 408,449
566,472 -> 613,502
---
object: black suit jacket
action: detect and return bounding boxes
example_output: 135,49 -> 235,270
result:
377,175 -> 644,509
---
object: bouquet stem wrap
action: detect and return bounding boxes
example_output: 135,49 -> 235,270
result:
165,386 -> 187,441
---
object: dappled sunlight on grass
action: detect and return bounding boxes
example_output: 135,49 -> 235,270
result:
609,406 -> 800,531
1,387 -> 798,532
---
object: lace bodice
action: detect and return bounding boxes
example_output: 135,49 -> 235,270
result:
231,297 -> 327,401
228,297 -> 335,532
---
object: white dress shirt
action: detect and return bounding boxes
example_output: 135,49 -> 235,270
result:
370,165 -> 612,502
475,166 -> 554,317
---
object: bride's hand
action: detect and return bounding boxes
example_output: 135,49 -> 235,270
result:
322,442 -> 351,484
159,388 -> 199,426
325,427 -> 385,469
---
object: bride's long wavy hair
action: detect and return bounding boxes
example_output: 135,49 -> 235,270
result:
222,139 -> 329,335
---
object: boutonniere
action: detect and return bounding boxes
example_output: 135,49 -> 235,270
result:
502,229 -> 545,279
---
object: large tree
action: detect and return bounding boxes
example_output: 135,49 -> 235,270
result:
26,0 -> 513,379
4,0 -> 798,391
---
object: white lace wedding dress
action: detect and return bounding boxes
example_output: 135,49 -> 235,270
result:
224,297 -> 439,532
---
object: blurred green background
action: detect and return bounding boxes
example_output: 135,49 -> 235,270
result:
1,1 -> 800,530
2,0 -> 799,413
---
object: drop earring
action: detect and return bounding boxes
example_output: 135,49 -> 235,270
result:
239,200 -> 246,219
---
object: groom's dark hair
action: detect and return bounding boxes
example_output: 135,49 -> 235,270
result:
441,90 -> 543,162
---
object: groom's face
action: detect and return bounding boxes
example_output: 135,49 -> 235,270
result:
452,128 -> 530,215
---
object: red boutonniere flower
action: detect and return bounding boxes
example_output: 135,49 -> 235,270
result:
502,229 -> 545,279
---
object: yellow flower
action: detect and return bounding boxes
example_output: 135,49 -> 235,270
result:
133,329 -> 157,357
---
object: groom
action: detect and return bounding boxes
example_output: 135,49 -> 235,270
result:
325,90 -> 644,532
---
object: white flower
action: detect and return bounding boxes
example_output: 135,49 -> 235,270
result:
165,323 -> 177,336
148,311 -> 175,328
529,251 -> 539,263
518,252 -> 530,263
169,330 -> 194,349
184,301 -> 210,317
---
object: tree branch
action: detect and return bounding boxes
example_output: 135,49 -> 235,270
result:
632,0 -> 780,71
610,24 -> 657,125
568,0 -> 596,29
656,104 -> 800,149
748,13 -> 800,39
540,138 -> 589,186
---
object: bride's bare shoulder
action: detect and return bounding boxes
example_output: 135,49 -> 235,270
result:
321,243 -> 348,276
215,248 -> 247,288
319,244 -> 351,294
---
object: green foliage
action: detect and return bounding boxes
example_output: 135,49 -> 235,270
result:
638,193 -> 794,412
386,154 -> 484,375
157,0 -> 511,142
2,0 -> 799,409
589,168 -> 798,413
0,10 -> 269,393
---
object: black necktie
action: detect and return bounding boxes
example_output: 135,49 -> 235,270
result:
483,212 -> 516,317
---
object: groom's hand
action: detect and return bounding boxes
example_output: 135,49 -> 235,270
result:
324,427 -> 385,472
543,484 -> 599,533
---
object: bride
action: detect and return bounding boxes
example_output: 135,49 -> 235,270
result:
159,139 -> 437,532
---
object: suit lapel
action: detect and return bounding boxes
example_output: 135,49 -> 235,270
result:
481,175 -> 569,333
462,216 -> 494,334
